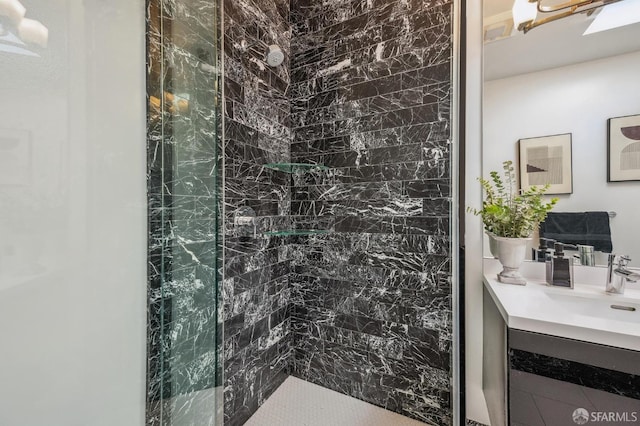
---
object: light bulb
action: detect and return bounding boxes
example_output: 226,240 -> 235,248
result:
0,0 -> 26,25
17,18 -> 48,48
513,0 -> 538,29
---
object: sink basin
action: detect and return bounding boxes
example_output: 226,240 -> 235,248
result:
544,291 -> 640,322
484,258 -> 640,350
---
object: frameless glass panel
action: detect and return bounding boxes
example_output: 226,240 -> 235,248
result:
0,1 -> 147,425
146,0 -> 222,425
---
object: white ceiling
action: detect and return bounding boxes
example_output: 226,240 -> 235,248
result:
483,0 -> 640,81
484,0 -> 514,18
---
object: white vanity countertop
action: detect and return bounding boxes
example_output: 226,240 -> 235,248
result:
483,259 -> 640,351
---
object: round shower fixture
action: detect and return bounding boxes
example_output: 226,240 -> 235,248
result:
239,39 -> 284,67
266,44 -> 284,67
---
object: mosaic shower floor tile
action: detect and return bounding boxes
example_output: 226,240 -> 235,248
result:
245,376 -> 428,426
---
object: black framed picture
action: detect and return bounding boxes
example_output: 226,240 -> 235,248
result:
608,114 -> 640,182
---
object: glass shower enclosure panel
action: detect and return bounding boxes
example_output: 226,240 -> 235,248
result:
146,0 -> 223,425
0,1 -> 147,425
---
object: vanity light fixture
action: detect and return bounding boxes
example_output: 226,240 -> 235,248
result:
513,0 -> 624,33
0,0 -> 49,56
0,0 -> 26,25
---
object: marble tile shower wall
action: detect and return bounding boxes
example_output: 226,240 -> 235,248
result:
146,0 -> 222,425
288,0 -> 454,424
222,1 -> 293,425
146,0 -> 455,424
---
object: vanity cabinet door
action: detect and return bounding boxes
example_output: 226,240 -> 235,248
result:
508,330 -> 640,426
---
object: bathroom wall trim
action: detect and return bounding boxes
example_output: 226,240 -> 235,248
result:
451,0 -> 463,424
457,0 -> 467,422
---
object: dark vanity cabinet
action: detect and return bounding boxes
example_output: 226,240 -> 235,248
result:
483,288 -> 640,426
508,330 -> 640,426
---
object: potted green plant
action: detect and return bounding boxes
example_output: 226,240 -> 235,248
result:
469,160 -> 558,285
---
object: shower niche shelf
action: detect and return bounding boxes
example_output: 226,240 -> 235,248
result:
263,229 -> 329,237
263,163 -> 328,173
260,163 -> 329,238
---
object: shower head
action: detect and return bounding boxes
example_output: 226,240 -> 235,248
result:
266,44 -> 284,67
239,39 -> 284,67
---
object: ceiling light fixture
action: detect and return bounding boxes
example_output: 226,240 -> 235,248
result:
513,0 -> 624,34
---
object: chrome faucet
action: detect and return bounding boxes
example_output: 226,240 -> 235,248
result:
606,254 -> 640,295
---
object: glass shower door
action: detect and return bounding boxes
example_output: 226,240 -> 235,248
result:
0,1 -> 147,425
146,0 -> 223,425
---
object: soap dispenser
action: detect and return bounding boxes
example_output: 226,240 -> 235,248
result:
544,240 -> 555,284
533,237 -> 554,263
546,242 -> 574,288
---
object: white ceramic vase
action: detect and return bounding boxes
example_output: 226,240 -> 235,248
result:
486,231 -> 499,259
489,233 -> 531,285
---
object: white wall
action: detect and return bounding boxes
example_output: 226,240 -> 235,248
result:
465,0 -> 491,424
0,1 -> 147,425
484,51 -> 640,266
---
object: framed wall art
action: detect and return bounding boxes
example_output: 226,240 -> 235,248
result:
518,133 -> 573,195
608,114 -> 640,182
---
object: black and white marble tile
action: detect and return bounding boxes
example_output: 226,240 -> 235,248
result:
289,0 -> 455,424
466,420 -> 488,426
147,0 -> 457,424
511,349 -> 640,401
146,0 -> 223,425
222,0 -> 295,425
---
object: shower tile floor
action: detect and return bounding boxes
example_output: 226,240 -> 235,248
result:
245,376 -> 427,426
